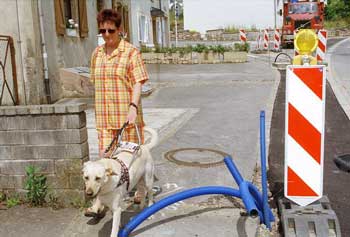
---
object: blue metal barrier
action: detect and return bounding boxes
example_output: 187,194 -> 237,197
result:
118,111 -> 274,237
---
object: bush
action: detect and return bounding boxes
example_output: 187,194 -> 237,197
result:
234,42 -> 250,52
6,194 -> 20,208
25,165 -> 48,206
140,45 -> 153,53
192,44 -> 208,53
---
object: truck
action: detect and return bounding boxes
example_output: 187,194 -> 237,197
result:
280,0 -> 326,48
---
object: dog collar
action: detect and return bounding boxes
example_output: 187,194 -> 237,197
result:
115,158 -> 130,191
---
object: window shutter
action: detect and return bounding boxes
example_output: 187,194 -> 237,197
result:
54,0 -> 66,35
78,0 -> 89,38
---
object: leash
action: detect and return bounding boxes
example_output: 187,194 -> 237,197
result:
103,121 -> 129,158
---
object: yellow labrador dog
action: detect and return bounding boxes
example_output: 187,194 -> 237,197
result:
82,127 -> 158,237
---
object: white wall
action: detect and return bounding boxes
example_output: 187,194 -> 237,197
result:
0,0 -> 99,104
0,0 -> 44,105
129,0 -> 154,48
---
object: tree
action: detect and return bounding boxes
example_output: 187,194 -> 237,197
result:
325,0 -> 350,20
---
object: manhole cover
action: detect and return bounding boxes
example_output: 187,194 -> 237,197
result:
164,148 -> 229,168
334,154 -> 350,173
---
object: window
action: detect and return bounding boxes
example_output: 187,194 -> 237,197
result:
138,14 -> 150,43
54,0 -> 89,37
156,18 -> 162,45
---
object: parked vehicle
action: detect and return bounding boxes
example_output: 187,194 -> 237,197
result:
280,0 -> 326,48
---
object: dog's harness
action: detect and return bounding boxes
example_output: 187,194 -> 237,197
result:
115,158 -> 130,191
104,122 -> 141,192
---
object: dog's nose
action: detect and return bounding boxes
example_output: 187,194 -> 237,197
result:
85,189 -> 93,196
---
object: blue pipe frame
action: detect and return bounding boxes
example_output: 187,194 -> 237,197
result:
118,111 -> 274,237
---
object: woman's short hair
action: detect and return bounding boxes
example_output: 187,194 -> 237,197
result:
97,9 -> 122,28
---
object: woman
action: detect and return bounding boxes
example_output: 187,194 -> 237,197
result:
90,9 -> 148,158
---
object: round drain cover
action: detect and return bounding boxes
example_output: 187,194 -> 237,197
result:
164,148 -> 229,168
334,154 -> 350,173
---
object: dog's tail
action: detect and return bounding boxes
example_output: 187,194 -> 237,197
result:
143,127 -> 159,150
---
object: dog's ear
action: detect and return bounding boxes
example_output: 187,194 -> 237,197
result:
106,168 -> 118,176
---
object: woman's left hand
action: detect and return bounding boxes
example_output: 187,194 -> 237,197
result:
127,106 -> 137,124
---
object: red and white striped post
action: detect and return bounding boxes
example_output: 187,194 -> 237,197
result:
239,29 -> 247,44
317,29 -> 327,62
263,29 -> 269,50
285,65 -> 326,206
256,31 -> 262,50
274,29 -> 281,51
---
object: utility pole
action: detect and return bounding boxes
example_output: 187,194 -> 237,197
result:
174,0 -> 178,47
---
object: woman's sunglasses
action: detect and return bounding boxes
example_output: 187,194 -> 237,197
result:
99,29 -> 117,34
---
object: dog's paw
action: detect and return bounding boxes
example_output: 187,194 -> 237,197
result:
84,207 -> 107,219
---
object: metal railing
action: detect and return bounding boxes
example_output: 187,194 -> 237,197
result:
0,35 -> 19,105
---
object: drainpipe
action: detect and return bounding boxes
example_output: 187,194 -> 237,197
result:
159,0 -> 164,47
38,0 -> 51,104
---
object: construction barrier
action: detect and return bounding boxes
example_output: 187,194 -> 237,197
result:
239,29 -> 247,43
274,29 -> 281,51
317,29 -> 327,62
256,31 -> 262,50
285,65 -> 326,206
263,29 -> 269,50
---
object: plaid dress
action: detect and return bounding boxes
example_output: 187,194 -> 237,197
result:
90,40 -> 148,150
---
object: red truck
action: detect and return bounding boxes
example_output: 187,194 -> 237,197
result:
281,0 -> 326,48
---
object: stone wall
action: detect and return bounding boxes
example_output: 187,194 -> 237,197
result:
0,104 -> 88,205
142,51 -> 247,64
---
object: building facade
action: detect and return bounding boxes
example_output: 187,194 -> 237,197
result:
0,0 -> 169,105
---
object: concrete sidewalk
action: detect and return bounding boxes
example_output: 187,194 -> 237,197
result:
1,61 -> 278,237
0,99 -> 261,237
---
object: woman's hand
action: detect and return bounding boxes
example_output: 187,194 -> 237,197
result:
127,106 -> 137,124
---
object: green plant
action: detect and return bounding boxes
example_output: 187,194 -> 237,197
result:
155,46 -> 167,53
6,194 -> 20,208
210,45 -> 226,54
192,44 -> 208,53
0,192 -> 5,202
140,45 -> 153,53
234,42 -> 250,52
166,47 -> 178,54
25,165 -> 48,206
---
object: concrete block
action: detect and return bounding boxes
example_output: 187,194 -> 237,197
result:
0,116 -> 36,130
4,108 -> 17,116
54,158 -> 86,176
29,106 -> 42,114
46,174 -> 67,189
65,113 -> 86,129
0,175 -> 25,189
15,106 -> 30,115
40,105 -> 55,114
0,159 -> 54,175
54,105 -> 67,114
18,128 -> 87,145
66,103 -> 87,113
69,174 -> 84,189
54,158 -> 87,189
0,142 -> 89,160
0,130 -> 24,144
34,113 -> 86,130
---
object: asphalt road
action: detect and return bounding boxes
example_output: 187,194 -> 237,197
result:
268,37 -> 350,236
